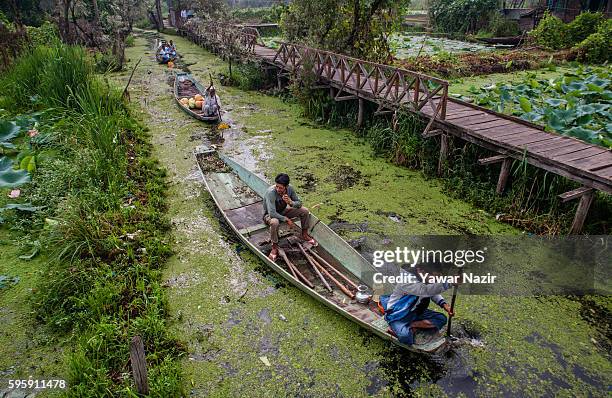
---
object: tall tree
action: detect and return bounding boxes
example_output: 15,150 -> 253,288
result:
92,0 -> 100,27
60,0 -> 73,42
155,0 -> 163,30
280,0 -> 409,61
194,0 -> 226,18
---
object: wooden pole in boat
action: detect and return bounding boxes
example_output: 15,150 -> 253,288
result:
307,248 -> 359,290
297,243 -> 333,292
283,251 -> 298,280
302,249 -> 355,299
446,284 -> 458,339
278,248 -> 315,289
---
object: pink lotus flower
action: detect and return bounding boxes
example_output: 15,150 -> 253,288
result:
8,189 -> 21,198
28,129 -> 39,137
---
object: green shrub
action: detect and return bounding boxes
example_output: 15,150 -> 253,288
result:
230,5 -> 286,23
94,51 -> 120,73
489,13 -> 520,37
230,61 -> 266,90
529,11 -> 567,50
125,34 -> 135,47
26,21 -> 60,48
566,11 -> 605,45
575,32 -> 611,63
0,11 -> 10,28
134,18 -> 152,29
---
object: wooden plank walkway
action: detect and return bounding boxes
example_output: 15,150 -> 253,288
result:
178,23 -> 611,232
252,43 -> 612,195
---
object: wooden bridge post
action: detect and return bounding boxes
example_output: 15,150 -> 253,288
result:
330,86 -> 336,98
277,70 -> 283,91
438,134 -> 449,176
413,78 -> 420,108
558,187 -> 595,234
357,97 -> 364,127
570,192 -> 594,234
496,158 -> 513,194
441,85 -> 448,119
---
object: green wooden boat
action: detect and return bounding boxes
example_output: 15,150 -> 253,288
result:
195,147 -> 448,353
174,72 -> 220,122
155,40 -> 177,64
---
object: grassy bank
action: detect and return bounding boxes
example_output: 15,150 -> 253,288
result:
0,43 -> 182,396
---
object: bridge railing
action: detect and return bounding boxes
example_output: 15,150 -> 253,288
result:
180,20 -> 261,54
179,21 -> 448,121
271,43 -> 448,119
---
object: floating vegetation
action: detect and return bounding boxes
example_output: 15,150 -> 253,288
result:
469,65 -> 612,147
390,32 -> 501,59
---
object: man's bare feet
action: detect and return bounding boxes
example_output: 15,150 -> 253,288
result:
269,244 -> 279,261
302,231 -> 317,246
410,320 -> 436,331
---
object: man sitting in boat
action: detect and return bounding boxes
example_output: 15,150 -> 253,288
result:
203,87 -> 221,117
379,262 -> 454,345
264,173 -> 316,261
159,44 -> 170,63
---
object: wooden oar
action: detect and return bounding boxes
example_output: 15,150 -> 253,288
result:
281,250 -> 298,279
278,248 -> 314,289
307,247 -> 359,290
301,245 -> 354,299
297,243 -> 332,293
446,284 -> 458,339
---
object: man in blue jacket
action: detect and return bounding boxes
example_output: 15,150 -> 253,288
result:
264,173 -> 316,261
380,263 -> 455,345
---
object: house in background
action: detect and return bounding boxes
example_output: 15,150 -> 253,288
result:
542,0 -> 611,21
503,0 -> 611,31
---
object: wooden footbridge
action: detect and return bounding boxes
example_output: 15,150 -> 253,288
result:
178,22 -> 611,234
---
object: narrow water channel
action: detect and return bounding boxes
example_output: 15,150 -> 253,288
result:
122,30 -> 610,397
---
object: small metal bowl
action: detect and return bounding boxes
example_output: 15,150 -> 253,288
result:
355,285 -> 372,304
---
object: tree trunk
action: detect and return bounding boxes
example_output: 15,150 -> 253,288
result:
346,0 -> 360,48
62,0 -> 72,43
92,0 -> 100,27
155,0 -> 164,31
112,30 -> 127,70
9,0 -> 25,33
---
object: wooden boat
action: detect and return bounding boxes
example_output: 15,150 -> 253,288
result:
195,148 -> 448,353
174,72 -> 220,122
476,35 -> 524,46
155,40 -> 177,63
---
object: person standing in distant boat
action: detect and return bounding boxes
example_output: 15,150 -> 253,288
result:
264,173 -> 317,261
203,87 -> 221,117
